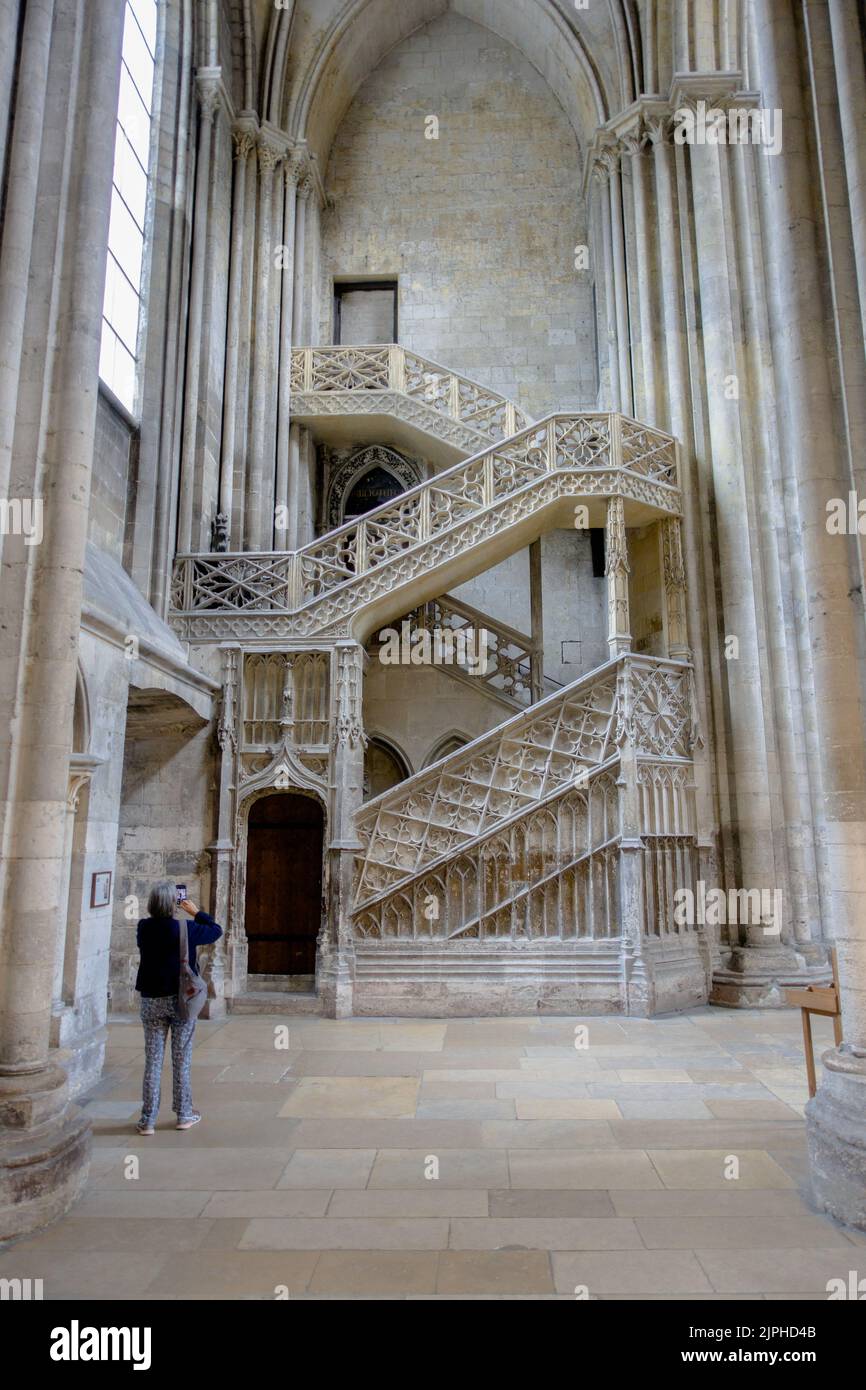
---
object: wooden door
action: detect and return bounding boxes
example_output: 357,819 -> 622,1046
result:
245,793 -> 324,975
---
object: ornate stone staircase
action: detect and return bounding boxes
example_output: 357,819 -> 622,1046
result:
170,410 -> 680,644
181,348 -> 699,1016
350,654 -> 707,1015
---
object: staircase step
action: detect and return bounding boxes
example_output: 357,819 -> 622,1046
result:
229,990 -> 322,1016
247,973 -> 315,994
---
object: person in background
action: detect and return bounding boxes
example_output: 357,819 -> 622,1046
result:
135,883 -> 222,1134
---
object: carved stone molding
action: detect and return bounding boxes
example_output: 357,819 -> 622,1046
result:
334,645 -> 367,752
324,444 -> 422,531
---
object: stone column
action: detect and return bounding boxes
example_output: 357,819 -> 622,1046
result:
218,122 -> 256,547
275,155 -> 301,551
0,0 -> 53,504
246,131 -> 283,552
606,156 -> 633,416
828,0 -> 866,350
591,161 -> 621,410
529,539 -> 543,703
177,70 -> 220,554
0,0 -> 126,1240
747,0 -> 866,1228
615,663 -> 651,1013
684,116 -> 800,992
621,127 -> 658,423
605,494 -> 631,657
320,643 -> 367,1018
205,644 -> 239,1019
51,761 -> 100,1020
292,175 -> 312,344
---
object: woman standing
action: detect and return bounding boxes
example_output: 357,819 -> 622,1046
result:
135,883 -> 223,1134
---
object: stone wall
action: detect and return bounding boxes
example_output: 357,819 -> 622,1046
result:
89,392 -> 134,563
110,709 -> 216,1013
319,11 -> 595,418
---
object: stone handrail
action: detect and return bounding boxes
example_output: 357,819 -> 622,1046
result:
170,413 -> 680,642
353,653 -> 696,911
290,343 -> 531,441
367,592 -> 541,709
352,653 -> 699,940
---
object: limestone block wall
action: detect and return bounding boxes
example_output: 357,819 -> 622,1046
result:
111,720 -> 216,1012
89,392 -> 135,564
56,629 -> 134,1089
364,659 -> 508,775
318,11 -> 595,418
454,530 -> 607,686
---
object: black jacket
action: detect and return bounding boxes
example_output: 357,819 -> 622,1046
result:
135,911 -> 223,998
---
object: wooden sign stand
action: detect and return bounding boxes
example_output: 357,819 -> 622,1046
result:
785,948 -> 843,1098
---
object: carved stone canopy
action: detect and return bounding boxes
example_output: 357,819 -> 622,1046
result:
324,445 -> 423,530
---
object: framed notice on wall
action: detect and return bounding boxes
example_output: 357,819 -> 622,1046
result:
90,871 -> 112,909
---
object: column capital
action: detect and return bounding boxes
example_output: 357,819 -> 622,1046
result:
232,120 -> 258,163
195,67 -> 223,123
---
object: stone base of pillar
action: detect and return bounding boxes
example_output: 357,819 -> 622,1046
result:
55,1027 -> 108,1098
0,1064 -> 91,1243
710,944 -> 831,1007
317,947 -> 354,1019
806,1048 -> 866,1231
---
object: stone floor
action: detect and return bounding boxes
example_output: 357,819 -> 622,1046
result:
3,1007 -> 864,1299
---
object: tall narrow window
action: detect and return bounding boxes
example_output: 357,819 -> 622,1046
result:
99,0 -> 157,414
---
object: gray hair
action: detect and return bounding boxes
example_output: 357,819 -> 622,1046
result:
147,881 -> 176,919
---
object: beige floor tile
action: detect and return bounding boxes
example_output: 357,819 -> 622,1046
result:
488,1190 -> 615,1218
0,1250 -> 170,1300
695,1247 -> 863,1294
145,1250 -> 319,1298
552,1250 -> 713,1295
449,1217 -> 641,1250
5,1217 -> 212,1253
615,1069 -> 693,1084
480,1120 -> 617,1149
514,1099 -> 621,1120
279,1076 -> 419,1119
73,1190 -> 213,1218
508,1148 -> 662,1189
418,1078 -> 497,1099
310,1251 -> 437,1294
276,1148 -> 376,1189
199,1190 -> 331,1218
611,1188 -> 813,1218
637,1214 -> 853,1248
327,1189 -> 488,1217
92,1147 -> 291,1190
437,1250 -> 554,1294
368,1148 -> 509,1188
240,1217 -> 449,1250
706,1097 -> 801,1120
648,1148 -> 796,1190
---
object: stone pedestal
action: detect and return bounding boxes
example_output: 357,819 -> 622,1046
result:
806,1048 -> 866,1230
0,1066 -> 91,1243
711,944 -> 831,1008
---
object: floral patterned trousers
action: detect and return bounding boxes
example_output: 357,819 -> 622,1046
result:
139,994 -> 197,1125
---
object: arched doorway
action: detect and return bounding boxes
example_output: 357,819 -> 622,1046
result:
364,736 -> 411,799
245,793 -> 324,976
343,465 -> 405,520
